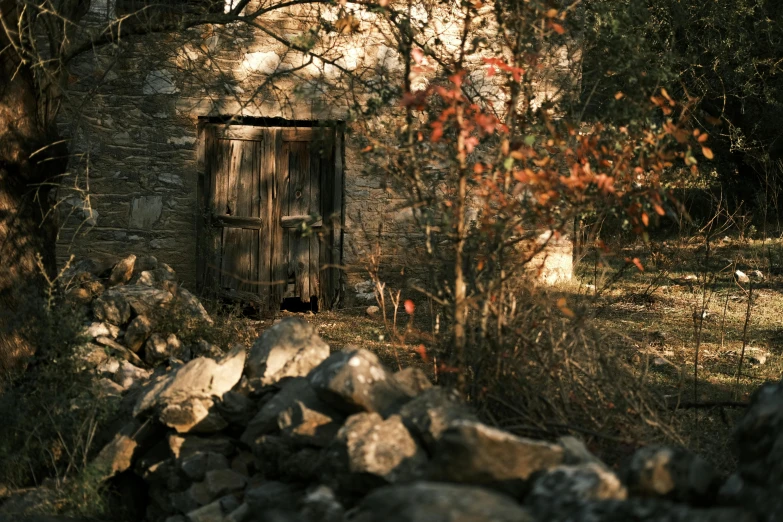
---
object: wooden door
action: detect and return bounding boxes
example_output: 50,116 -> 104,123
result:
198,124 -> 342,311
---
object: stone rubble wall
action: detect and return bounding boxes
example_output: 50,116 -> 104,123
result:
55,0 -> 580,304
2,253 -> 780,521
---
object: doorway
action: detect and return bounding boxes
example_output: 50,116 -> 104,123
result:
197,122 -> 343,312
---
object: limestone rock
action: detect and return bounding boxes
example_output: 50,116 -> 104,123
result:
204,469 -> 247,498
96,335 -> 146,366
347,482 -> 535,522
159,397 -> 228,434
125,315 -> 153,352
430,420 -> 564,496
245,481 -> 301,516
180,452 -> 229,481
528,463 -> 627,519
324,412 -> 427,494
186,495 -> 240,522
62,257 -> 114,282
215,390 -> 256,426
308,349 -> 411,415
246,318 -> 330,387
397,387 -> 477,450
277,389 -> 343,447
241,377 -> 342,448
96,377 -> 125,398
192,339 -> 224,359
135,264 -> 176,287
93,290 -> 132,325
559,436 -> 608,468
300,485 -> 344,522
169,434 -> 236,460
391,367 -> 433,398
84,321 -> 120,339
115,284 -> 175,316
109,254 -> 137,286
114,360 -> 152,389
145,333 -> 183,366
225,503 -> 250,522
132,254 -> 159,278
92,419 -> 162,480
728,379 -> 783,517
134,346 -> 245,432
176,287 -> 213,324
622,446 -> 718,503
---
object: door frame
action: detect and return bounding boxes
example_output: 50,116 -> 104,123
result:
195,118 -> 345,311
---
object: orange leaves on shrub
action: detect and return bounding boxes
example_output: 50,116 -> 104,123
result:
548,21 -> 565,35
483,57 -> 524,82
625,257 -> 644,272
557,298 -> 575,318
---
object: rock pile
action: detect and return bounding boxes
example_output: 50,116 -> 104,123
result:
62,254 -> 219,395
2,257 -> 782,521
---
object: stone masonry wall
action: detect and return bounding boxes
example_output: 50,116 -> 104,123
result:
55,0 -> 580,303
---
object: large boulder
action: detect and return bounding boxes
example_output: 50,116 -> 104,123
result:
134,346 -> 245,432
323,412 -> 427,494
308,349 -> 413,415
246,318 -> 330,387
429,420 -> 564,497
346,482 -> 535,522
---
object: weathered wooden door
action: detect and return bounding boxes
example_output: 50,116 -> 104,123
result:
198,124 -> 342,311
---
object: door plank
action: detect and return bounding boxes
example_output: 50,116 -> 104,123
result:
226,141 -> 241,217
309,144 -> 322,302
320,129 -> 335,307
331,127 -> 344,307
272,130 -> 287,305
214,140 -> 230,216
288,141 -> 311,300
259,130 -> 275,311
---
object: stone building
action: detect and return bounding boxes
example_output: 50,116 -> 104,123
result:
55,0 -> 579,312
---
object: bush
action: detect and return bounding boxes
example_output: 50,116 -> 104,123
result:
0,289 -> 120,517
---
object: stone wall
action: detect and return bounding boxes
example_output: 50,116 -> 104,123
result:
0,278 -> 776,521
55,0 -> 580,304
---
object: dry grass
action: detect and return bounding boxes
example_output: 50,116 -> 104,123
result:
571,232 -> 783,471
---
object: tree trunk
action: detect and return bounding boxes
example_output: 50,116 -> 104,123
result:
0,28 -> 62,371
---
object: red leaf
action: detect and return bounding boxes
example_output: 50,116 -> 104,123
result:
404,299 -> 415,314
